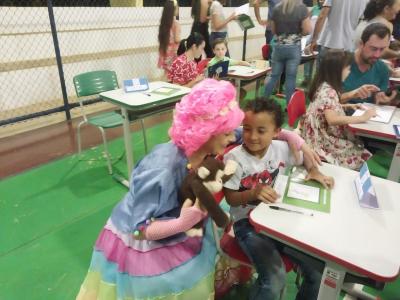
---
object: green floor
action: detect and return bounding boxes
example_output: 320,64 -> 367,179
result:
1,98 -> 399,299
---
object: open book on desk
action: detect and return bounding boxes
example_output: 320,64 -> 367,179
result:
273,166 -> 331,213
352,103 -> 395,123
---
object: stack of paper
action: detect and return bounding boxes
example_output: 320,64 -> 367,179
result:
235,3 -> 249,16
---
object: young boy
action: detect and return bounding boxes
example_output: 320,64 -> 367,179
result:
207,38 -> 251,68
223,99 -> 334,300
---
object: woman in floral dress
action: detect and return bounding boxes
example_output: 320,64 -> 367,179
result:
300,50 -> 376,170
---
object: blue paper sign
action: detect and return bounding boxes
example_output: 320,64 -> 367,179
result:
354,163 -> 379,209
123,77 -> 149,93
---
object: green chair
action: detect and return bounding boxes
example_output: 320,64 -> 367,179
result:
73,70 -> 147,175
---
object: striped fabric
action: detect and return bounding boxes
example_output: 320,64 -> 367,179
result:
76,218 -> 217,300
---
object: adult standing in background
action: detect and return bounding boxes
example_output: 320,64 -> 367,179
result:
306,0 -> 368,57
158,0 -> 181,76
254,0 -> 312,45
210,0 -> 236,56
263,0 -> 312,105
392,11 -> 400,40
254,0 -> 281,47
191,0 -> 213,57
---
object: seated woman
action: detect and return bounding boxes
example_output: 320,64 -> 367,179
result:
167,32 -> 205,87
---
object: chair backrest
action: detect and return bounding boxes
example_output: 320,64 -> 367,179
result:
197,58 -> 211,74
262,44 -> 270,60
287,89 -> 306,127
73,70 -> 119,97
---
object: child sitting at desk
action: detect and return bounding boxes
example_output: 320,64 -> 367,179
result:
300,50 -> 376,170
207,38 -> 251,68
223,99 -> 334,300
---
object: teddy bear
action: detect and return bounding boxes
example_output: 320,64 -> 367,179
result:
180,156 -> 238,229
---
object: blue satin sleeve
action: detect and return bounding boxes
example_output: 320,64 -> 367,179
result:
110,143 -> 188,233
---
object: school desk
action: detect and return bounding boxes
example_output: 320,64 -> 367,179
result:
349,108 -> 400,182
226,65 -> 271,101
250,163 -> 400,300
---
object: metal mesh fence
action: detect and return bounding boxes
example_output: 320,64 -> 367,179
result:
1,1 -> 169,128
0,6 -> 63,125
1,0 -> 266,133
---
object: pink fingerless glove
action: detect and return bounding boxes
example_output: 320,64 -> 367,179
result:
277,129 -> 304,150
143,206 -> 207,240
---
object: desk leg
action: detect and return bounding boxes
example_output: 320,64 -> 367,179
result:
255,79 -> 261,97
387,142 -> 400,182
342,283 -> 378,300
121,107 -> 133,187
235,79 -> 240,102
317,263 -> 345,300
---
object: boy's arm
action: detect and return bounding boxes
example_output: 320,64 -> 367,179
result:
224,187 -> 255,207
224,185 -> 279,207
303,156 -> 334,189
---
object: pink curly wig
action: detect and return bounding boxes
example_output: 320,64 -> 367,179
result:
169,79 -> 244,156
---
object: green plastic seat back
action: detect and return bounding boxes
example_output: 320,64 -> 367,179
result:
73,70 -> 119,97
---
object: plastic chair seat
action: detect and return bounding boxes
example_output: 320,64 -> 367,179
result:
87,111 -> 124,128
287,89 -> 306,128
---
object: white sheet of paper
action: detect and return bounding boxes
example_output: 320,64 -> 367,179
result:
352,104 -> 395,123
154,87 -> 173,93
235,3 -> 249,16
273,174 -> 289,203
287,182 -> 320,203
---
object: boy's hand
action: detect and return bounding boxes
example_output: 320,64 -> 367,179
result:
254,184 -> 279,203
306,168 -> 334,189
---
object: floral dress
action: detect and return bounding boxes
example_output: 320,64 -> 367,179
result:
300,82 -> 371,170
158,22 -> 179,74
